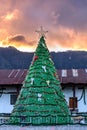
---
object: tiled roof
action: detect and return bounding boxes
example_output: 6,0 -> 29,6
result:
0,69 -> 27,85
58,69 -> 87,84
0,69 -> 87,85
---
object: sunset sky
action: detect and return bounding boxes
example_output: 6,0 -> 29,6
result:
0,0 -> 87,52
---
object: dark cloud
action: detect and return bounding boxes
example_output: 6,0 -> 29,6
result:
1,0 -> 87,31
0,0 -> 87,51
2,34 -> 36,52
70,0 -> 87,8
56,0 -> 87,31
8,35 -> 27,43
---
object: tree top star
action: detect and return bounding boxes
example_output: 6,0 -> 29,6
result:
36,26 -> 48,38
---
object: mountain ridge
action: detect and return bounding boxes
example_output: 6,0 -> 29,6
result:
0,46 -> 87,69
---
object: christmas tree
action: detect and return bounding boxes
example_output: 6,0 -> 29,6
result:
9,29 -> 72,125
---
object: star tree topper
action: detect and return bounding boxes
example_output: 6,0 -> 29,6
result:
36,26 -> 48,38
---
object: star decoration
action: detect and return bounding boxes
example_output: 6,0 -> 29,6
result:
36,26 -> 48,38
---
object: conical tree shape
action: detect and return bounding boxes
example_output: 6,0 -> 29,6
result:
9,36 -> 72,125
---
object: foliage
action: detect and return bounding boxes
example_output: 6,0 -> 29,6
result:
9,36 -> 72,125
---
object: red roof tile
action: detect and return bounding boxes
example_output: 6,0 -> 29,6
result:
0,69 -> 87,85
58,69 -> 87,84
0,69 -> 27,85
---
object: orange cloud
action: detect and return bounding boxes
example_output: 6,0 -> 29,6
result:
2,9 -> 21,21
1,34 -> 36,52
0,29 -> 9,40
0,0 -> 87,52
48,26 -> 87,51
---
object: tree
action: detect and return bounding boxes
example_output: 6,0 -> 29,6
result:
9,36 -> 72,125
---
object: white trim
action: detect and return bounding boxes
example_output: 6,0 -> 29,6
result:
85,69 -> 87,73
8,70 -> 14,78
14,69 -> 20,77
62,69 -> 67,77
72,69 -> 78,77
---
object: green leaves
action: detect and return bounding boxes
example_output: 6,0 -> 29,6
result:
9,36 -> 72,125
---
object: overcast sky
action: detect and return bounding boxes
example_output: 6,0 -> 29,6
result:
0,0 -> 87,52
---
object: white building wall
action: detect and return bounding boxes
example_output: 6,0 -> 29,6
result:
0,86 -> 87,113
0,94 -> 13,113
76,87 -> 87,112
0,87 -> 17,113
63,87 -> 73,105
63,87 -> 87,112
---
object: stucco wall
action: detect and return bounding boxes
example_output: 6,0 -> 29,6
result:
0,86 -> 87,113
0,94 -> 13,113
63,87 -> 87,112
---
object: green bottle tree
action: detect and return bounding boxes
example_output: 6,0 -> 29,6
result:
9,35 -> 72,125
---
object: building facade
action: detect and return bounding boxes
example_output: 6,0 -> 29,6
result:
0,69 -> 87,114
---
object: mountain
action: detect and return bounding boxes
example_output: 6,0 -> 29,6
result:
0,46 -> 87,69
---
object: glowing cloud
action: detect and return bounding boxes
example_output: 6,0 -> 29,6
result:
48,26 -> 87,51
2,9 -> 20,21
1,34 -> 36,52
0,0 -> 87,52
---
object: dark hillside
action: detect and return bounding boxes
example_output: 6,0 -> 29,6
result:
0,46 -> 87,69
